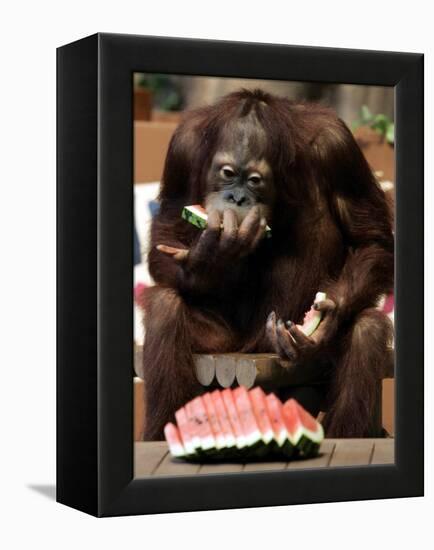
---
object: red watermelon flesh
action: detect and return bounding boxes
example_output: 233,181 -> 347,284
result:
248,387 -> 274,445
233,386 -> 263,447
211,390 -> 237,448
190,396 -> 216,451
174,407 -> 196,456
222,388 -> 246,449
202,392 -> 226,449
282,398 -> 324,446
163,422 -> 186,458
265,393 -> 289,448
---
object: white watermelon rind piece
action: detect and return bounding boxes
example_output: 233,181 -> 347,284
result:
297,291 -> 327,336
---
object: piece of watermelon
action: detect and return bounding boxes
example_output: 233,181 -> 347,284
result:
202,392 -> 227,450
282,398 -> 324,457
297,291 -> 327,336
164,422 -> 186,458
233,386 -> 267,456
265,393 -> 295,458
249,387 -> 274,446
190,396 -> 216,453
211,390 -> 237,451
174,407 -> 197,457
221,388 -> 246,450
185,402 -> 202,453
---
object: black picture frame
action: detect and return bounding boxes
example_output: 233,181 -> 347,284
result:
57,33 -> 424,517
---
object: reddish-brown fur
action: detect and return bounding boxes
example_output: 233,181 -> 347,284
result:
142,89 -> 394,440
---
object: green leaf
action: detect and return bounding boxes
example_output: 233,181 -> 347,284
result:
371,114 -> 388,134
360,105 -> 373,123
386,123 -> 395,144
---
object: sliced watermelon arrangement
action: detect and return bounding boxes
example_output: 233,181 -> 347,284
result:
164,387 -> 324,461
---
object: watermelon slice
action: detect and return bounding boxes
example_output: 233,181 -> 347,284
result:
282,399 -> 324,457
265,393 -> 294,457
185,402 -> 202,453
182,204 -> 272,237
211,390 -> 237,450
190,396 -> 216,452
248,387 -> 274,446
221,388 -> 246,450
202,392 -> 227,450
163,422 -> 186,458
174,407 -> 197,457
233,386 -> 266,455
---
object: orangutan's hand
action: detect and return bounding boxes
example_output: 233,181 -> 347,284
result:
156,207 -> 267,295
266,299 -> 338,365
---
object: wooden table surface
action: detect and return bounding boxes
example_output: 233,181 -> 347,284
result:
134,438 -> 394,478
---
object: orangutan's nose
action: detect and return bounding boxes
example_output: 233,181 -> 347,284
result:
223,189 -> 247,206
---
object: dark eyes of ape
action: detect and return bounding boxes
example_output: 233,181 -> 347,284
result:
219,165 -> 262,187
221,165 -> 235,179
248,175 -> 261,185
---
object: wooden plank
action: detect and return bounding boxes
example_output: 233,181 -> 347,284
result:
198,461 -> 245,475
153,452 -> 201,476
287,440 -> 336,470
243,460 -> 288,472
328,439 -> 375,467
134,441 -> 168,478
371,439 -> 395,464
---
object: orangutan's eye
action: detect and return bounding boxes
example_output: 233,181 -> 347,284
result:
221,165 -> 235,179
248,173 -> 262,186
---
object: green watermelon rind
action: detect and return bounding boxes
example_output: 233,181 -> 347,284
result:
288,425 -> 324,458
296,435 -> 321,458
181,206 -> 208,230
171,430 -> 321,461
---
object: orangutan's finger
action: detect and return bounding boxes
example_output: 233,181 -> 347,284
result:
156,244 -> 189,263
287,321 -> 315,349
276,319 -> 297,361
313,299 -> 336,314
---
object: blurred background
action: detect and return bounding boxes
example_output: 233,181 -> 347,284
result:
133,73 -> 395,440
